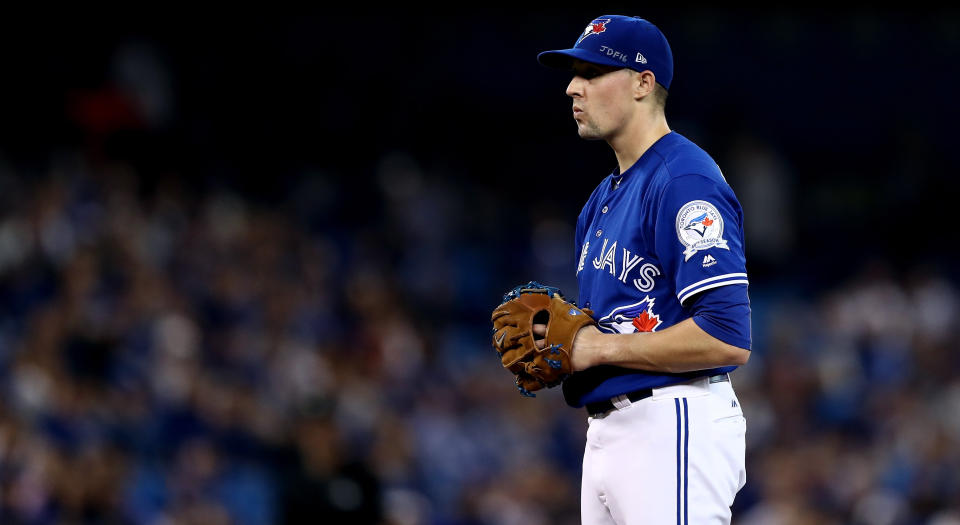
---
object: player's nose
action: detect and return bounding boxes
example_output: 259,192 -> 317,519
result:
566,76 -> 584,98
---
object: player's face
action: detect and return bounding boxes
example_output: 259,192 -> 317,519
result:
566,60 -> 635,141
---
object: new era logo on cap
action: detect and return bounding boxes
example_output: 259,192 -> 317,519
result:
538,15 -> 675,90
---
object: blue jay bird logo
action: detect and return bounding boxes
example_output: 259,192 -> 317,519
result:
577,19 -> 610,44
596,296 -> 662,334
683,212 -> 715,237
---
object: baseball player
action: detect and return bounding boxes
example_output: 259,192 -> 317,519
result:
537,15 -> 752,524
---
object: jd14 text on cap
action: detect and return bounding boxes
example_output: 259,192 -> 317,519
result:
538,15 -> 674,90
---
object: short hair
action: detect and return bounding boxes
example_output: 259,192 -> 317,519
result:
652,83 -> 668,110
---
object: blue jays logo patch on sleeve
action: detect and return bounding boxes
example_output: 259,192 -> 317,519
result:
676,200 -> 730,261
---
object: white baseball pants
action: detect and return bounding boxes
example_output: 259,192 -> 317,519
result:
581,377 -> 747,525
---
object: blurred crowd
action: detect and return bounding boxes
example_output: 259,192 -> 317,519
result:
736,265 -> 960,525
0,149 -> 957,525
1,8 -> 959,524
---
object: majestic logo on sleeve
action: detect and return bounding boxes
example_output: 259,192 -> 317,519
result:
676,200 -> 730,262
596,296 -> 663,334
577,19 -> 610,44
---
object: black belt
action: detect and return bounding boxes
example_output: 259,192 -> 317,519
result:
585,373 -> 730,417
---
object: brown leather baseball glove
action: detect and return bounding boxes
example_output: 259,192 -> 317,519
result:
491,281 -> 596,396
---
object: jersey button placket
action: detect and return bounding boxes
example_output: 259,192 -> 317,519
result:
602,205 -> 609,213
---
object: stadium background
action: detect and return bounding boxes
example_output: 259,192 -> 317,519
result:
1,8 -> 959,525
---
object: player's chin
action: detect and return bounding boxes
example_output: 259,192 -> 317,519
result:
576,125 -> 605,141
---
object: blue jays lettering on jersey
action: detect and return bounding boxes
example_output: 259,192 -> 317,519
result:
565,131 -> 750,408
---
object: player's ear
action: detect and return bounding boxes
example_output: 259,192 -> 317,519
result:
633,70 -> 657,101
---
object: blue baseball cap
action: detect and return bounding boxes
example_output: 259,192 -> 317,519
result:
538,15 -> 674,90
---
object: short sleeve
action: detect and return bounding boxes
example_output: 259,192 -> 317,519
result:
690,283 -> 752,350
654,174 -> 749,305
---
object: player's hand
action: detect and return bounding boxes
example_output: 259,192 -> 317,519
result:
533,323 -> 547,347
534,323 -> 603,371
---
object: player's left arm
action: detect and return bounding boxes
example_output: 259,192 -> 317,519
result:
568,292 -> 750,373
538,283 -> 750,372
559,171 -> 752,373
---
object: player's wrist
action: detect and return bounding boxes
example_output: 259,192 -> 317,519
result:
572,325 -> 606,371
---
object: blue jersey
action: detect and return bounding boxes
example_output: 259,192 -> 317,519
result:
565,131 -> 749,408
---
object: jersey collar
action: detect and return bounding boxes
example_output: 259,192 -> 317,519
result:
607,131 -> 678,189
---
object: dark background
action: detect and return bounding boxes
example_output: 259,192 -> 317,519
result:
6,9 -> 958,284
0,8 -> 958,525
